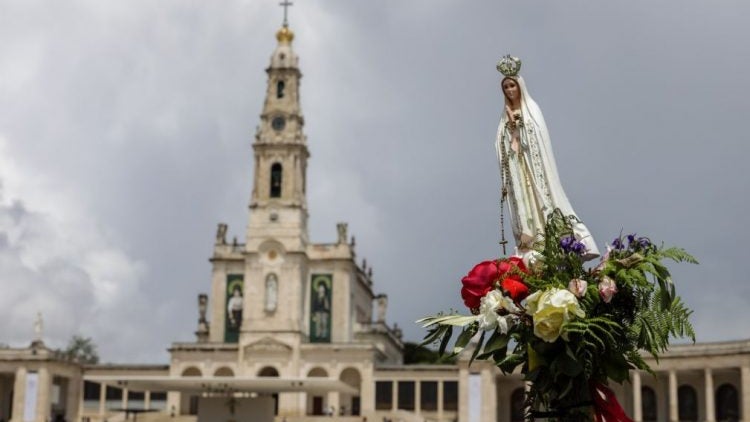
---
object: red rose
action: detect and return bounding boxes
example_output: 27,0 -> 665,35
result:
500,277 -> 530,302
461,257 -> 528,310
461,260 -> 498,309
498,256 -> 527,277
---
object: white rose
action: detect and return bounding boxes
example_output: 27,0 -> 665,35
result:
496,314 -> 509,334
498,293 -> 521,313
496,314 -> 518,335
478,290 -> 519,332
477,290 -> 503,330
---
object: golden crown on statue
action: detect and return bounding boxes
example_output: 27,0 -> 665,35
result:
497,54 -> 522,77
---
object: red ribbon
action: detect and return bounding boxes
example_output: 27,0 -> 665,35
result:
590,381 -> 633,422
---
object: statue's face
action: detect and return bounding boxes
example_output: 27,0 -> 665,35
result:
502,78 -> 520,102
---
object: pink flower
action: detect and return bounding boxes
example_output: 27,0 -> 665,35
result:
598,276 -> 618,303
568,278 -> 588,298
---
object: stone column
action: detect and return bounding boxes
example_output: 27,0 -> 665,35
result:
458,368 -> 469,422
11,367 -> 27,422
741,366 -> 750,422
166,392 -> 179,417
704,367 -> 715,422
668,370 -> 678,422
327,390 -> 340,416
632,371 -> 642,422
359,365 -> 374,416
437,380 -> 444,421
122,387 -> 129,410
98,383 -> 107,417
391,380 -> 398,412
35,367 -> 51,422
481,368 -> 497,422
0,379 -> 6,421
144,391 -> 151,410
77,388 -> 84,422
280,345 -> 302,416
414,380 -> 421,413
65,376 -> 82,422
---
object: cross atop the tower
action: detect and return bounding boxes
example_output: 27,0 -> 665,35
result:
280,0 -> 293,27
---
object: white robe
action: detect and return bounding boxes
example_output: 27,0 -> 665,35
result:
495,76 -> 599,259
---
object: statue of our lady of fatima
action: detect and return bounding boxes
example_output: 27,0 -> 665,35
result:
495,55 -> 600,260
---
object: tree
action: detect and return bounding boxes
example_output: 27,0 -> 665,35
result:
63,335 -> 99,364
403,342 -> 456,365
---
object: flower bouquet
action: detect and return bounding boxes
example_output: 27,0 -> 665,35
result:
418,210 -> 697,421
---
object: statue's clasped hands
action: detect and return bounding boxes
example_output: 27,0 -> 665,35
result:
505,105 -> 522,153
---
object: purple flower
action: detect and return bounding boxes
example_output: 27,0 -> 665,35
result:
611,238 -> 624,250
571,241 -> 587,256
637,237 -> 651,249
627,233 -> 637,245
560,236 -> 587,256
560,236 -> 575,251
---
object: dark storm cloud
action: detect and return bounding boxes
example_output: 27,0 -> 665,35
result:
0,0 -> 747,361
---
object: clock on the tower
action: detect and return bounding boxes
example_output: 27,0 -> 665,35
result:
271,116 -> 286,131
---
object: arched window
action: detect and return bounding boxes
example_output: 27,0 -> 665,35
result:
641,386 -> 657,422
214,367 -> 234,377
510,388 -> 525,422
307,368 -> 328,416
716,383 -> 739,421
258,366 -> 279,377
276,80 -> 285,98
340,368 -> 362,416
258,367 -> 279,415
307,367 -> 328,378
181,367 -> 202,377
181,367 -> 202,415
270,163 -> 282,198
678,385 -> 698,421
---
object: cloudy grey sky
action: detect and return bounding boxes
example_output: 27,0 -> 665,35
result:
1,1 -> 748,363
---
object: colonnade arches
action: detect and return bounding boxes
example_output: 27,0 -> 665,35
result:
510,388 -> 525,422
181,367 -> 202,377
304,367 -> 361,416
339,367 -> 361,416
678,384 -> 698,421
307,367 -> 328,415
180,367 -> 202,415
674,382 -> 740,422
257,366 -> 280,415
257,366 -> 280,377
716,383 -> 739,421
214,367 -> 234,377
640,382 -> 740,422
641,386 -> 657,422
0,372 -> 14,422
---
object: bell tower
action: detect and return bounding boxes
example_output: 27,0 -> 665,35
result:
247,18 -> 309,253
194,7 -> 403,417
236,12 -> 311,362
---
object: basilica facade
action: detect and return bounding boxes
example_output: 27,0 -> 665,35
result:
1,21 -> 749,422
164,22 -> 404,418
